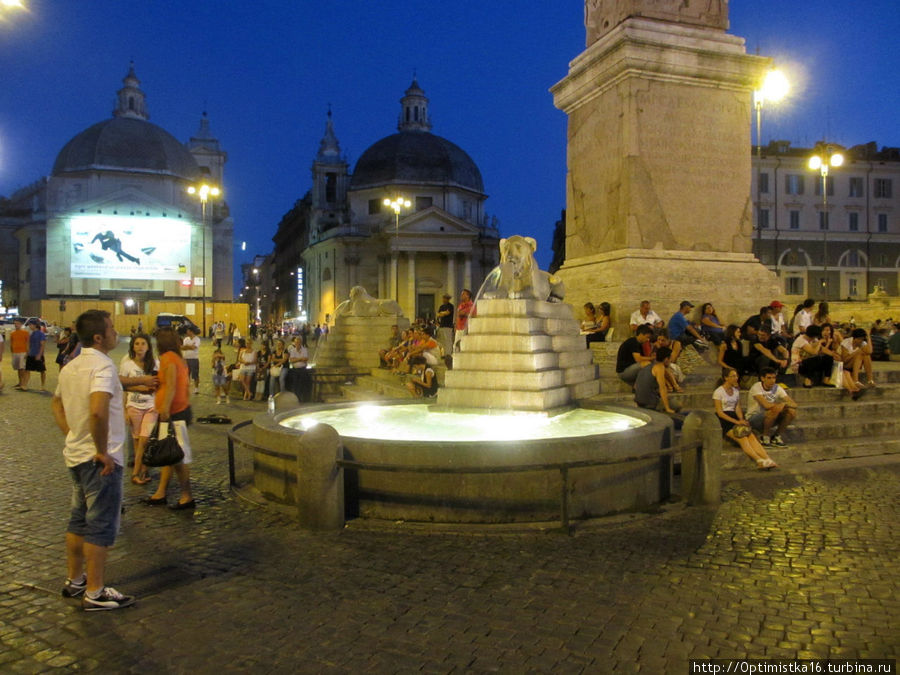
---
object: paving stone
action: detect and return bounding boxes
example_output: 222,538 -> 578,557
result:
1,340 -> 899,671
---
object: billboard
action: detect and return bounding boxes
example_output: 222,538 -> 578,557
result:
69,215 -> 192,280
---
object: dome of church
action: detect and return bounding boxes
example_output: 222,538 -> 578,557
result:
52,117 -> 200,180
349,79 -> 484,194
350,131 -> 484,193
51,63 -> 200,181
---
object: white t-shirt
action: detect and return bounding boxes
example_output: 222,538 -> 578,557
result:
770,313 -> 785,335
796,309 -> 813,332
790,335 -> 814,373
56,348 -> 126,468
712,385 -> 740,413
630,308 -> 662,328
288,344 -> 308,368
840,337 -> 866,356
746,381 -> 788,416
118,355 -> 159,410
182,335 -> 201,359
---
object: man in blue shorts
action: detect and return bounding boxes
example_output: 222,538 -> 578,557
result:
51,309 -> 135,611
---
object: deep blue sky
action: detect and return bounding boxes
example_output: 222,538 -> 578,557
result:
1,1 -> 897,276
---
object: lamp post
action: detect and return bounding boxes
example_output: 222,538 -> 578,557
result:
383,196 -> 411,303
808,144 -> 843,293
753,69 -> 789,248
187,183 -> 221,337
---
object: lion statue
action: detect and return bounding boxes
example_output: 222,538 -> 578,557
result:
334,286 -> 404,318
482,235 -> 565,302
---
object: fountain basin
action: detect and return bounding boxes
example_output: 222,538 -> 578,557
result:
252,401 -> 674,524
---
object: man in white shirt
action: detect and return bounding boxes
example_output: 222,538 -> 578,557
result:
629,300 -> 663,333
794,298 -> 816,334
182,326 -> 201,394
746,368 -> 797,448
840,328 -> 875,387
51,310 -> 135,611
287,336 -> 311,401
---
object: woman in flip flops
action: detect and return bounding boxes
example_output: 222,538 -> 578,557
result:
118,333 -> 159,485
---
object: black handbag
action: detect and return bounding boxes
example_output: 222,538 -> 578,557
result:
143,422 -> 185,467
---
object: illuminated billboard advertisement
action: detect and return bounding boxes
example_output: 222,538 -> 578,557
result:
69,215 -> 192,280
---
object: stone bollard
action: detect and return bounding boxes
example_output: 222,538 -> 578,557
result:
296,423 -> 344,531
680,410 -> 722,506
274,391 -> 299,411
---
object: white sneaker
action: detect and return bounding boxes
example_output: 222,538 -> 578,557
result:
215,398 -> 222,405
82,586 -> 135,611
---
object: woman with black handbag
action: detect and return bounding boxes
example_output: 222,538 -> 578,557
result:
145,328 -> 195,510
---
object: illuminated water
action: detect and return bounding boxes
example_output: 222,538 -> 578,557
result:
281,404 -> 645,442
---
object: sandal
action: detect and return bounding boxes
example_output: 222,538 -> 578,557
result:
131,474 -> 151,485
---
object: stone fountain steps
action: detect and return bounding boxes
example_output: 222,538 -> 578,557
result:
437,298 -> 600,411
719,435 -> 900,471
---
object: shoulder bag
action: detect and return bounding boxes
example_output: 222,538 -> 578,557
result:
143,421 -> 185,467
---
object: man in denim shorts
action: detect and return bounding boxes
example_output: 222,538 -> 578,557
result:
51,310 -> 135,611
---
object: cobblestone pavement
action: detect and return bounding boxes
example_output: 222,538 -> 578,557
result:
1,340 -> 898,673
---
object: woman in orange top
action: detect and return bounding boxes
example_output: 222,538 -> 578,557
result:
146,328 -> 195,510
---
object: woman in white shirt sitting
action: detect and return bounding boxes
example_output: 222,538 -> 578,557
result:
713,368 -> 777,470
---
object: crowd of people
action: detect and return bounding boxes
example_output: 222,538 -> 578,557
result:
611,297 -> 898,469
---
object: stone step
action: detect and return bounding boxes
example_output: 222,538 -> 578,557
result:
467,316 -> 580,335
718,435 -> 900,471
352,375 -> 415,400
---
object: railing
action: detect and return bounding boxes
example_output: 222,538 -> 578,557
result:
335,442 -> 701,532
227,416 -> 708,532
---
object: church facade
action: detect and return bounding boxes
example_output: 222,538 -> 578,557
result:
0,65 -> 239,332
271,80 -> 501,324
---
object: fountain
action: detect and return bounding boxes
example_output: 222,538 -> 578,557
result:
252,236 -> 674,524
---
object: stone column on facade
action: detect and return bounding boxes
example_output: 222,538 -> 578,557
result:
463,255 -> 472,293
445,253 -> 457,299
377,256 -> 386,298
407,251 -> 417,319
389,253 -> 398,303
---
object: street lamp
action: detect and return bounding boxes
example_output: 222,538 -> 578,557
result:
383,196 -> 411,302
808,144 -> 843,288
187,183 -> 221,336
753,69 -> 789,247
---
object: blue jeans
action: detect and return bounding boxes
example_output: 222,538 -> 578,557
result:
269,368 -> 287,395
67,460 -> 123,547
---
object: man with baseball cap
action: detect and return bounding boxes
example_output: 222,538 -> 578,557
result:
768,300 -> 791,346
667,301 -> 708,351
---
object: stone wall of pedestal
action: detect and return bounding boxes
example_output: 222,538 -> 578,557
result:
557,248 -> 780,338
312,315 -> 409,368
437,298 -> 599,412
550,12 -> 778,336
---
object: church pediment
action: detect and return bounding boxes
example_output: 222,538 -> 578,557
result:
398,206 -> 479,236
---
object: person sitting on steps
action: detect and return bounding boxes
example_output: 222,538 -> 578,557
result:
746,367 -> 797,448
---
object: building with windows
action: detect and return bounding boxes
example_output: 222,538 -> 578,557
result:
0,64 -> 239,331
752,141 -> 900,300
271,80 -> 501,324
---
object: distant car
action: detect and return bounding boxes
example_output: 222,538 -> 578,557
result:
155,313 -> 200,335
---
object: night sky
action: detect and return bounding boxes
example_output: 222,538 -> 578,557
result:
1,1 -> 897,278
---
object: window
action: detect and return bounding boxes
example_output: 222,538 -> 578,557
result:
819,211 -> 829,230
25,237 -> 31,255
757,208 -> 769,229
848,278 -> 858,297
786,277 -> 803,295
849,177 -> 864,197
415,196 -> 432,211
785,174 -> 804,195
878,213 -> 888,232
758,172 -> 769,193
849,212 -> 859,231
325,173 -> 337,203
814,176 -> 834,197
368,199 -> 382,215
880,253 -> 889,266
789,210 -> 800,230
846,250 -> 860,267
874,178 -> 892,198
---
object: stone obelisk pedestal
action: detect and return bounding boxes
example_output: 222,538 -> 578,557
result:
551,4 -> 779,333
